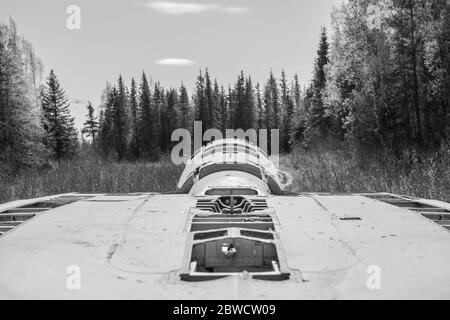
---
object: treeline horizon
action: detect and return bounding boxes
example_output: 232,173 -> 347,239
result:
1,0 -> 449,174
91,68 -> 303,162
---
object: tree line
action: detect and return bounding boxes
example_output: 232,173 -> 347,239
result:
91,68 -> 304,161
317,0 -> 450,153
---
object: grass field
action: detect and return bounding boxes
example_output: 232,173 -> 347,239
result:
0,155 -> 184,204
284,145 -> 450,203
1,145 -> 449,204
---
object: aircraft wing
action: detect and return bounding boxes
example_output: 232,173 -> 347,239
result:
1,191 -> 449,299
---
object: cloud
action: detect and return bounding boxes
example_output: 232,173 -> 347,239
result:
145,2 -> 250,15
155,58 -> 196,66
221,7 -> 250,15
146,2 -> 217,15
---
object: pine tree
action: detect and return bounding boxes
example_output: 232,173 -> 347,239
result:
305,27 -> 330,145
81,101 -> 99,143
219,85 -> 228,132
165,88 -> 179,150
138,72 -> 160,160
255,83 -> 264,130
244,76 -> 256,130
111,75 -> 128,161
128,78 -> 140,159
98,85 -> 115,158
291,75 -> 306,142
212,79 -> 221,129
204,68 -> 214,129
41,69 -> 78,159
178,83 -> 192,132
152,82 -> 163,154
231,71 -> 246,129
263,71 -> 280,129
194,70 -> 208,138
280,70 -> 293,151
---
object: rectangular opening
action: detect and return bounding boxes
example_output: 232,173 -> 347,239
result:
0,221 -> 22,227
364,194 -> 402,199
422,213 -> 450,221
0,226 -> 15,233
19,196 -> 84,209
240,230 -> 274,240
411,208 -> 450,213
383,200 -> 436,209
190,214 -> 275,232
191,238 -> 278,273
194,230 -> 228,241
4,208 -> 49,213
191,222 -> 275,232
0,213 -> 35,222
340,217 -> 362,221
205,188 -> 258,196
193,217 -> 273,223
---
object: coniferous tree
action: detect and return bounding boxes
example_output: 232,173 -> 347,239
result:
227,85 -> 234,131
152,82 -> 163,155
204,68 -> 214,129
111,75 -> 128,161
212,79 -> 222,130
81,101 -> 99,144
194,70 -> 208,138
305,27 -> 330,145
98,86 -> 114,158
219,85 -> 228,132
138,72 -> 159,160
280,70 -> 294,151
263,71 -> 280,130
231,71 -> 247,129
255,83 -> 264,130
291,75 -> 306,142
41,69 -> 78,160
244,76 -> 256,130
178,83 -> 192,133
128,78 -> 140,159
165,88 -> 179,151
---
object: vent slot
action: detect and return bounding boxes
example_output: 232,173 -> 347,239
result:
240,230 -> 274,240
365,194 -> 450,232
0,196 -> 86,238
340,217 -> 362,221
196,197 -> 268,214
190,214 -> 275,232
194,230 -> 228,241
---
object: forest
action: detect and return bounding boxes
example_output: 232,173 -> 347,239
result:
0,0 -> 449,203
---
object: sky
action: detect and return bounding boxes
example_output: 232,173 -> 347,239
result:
0,0 -> 342,129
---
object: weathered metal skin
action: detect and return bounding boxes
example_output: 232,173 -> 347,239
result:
178,139 -> 283,195
0,139 -> 450,299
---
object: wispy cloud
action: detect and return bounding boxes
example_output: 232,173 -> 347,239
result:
155,58 -> 196,66
146,2 -> 217,15
220,7 -> 250,15
145,1 -> 249,15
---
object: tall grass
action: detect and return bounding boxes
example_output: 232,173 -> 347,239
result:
1,145 -> 449,204
0,155 -> 183,204
284,144 -> 450,203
